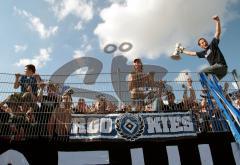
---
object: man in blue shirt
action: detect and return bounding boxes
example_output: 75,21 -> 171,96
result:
180,16 -> 228,80
14,64 -> 41,96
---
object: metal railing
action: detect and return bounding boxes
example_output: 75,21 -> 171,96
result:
0,71 -> 239,142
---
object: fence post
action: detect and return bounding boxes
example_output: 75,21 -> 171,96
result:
232,69 -> 240,90
117,68 -> 121,106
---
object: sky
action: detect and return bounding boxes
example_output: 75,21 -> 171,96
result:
0,0 -> 239,102
0,0 -> 240,163
0,0 -> 240,76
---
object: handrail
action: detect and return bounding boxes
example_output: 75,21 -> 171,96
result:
199,72 -> 240,143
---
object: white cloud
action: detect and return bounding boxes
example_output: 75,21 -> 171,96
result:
45,0 -> 94,22
14,44 -> 27,53
80,34 -> 89,44
84,44 -> 92,52
73,34 -> 92,59
94,0 -> 239,60
73,50 -> 85,59
14,7 -> 58,39
174,69 -> 191,83
72,50 -> 88,77
73,44 -> 92,59
74,21 -> 84,31
15,48 -> 52,68
72,44 -> 93,78
108,0 -> 126,4
75,67 -> 88,75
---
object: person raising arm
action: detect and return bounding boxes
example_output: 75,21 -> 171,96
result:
179,15 -> 228,80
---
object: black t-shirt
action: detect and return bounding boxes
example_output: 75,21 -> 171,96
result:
196,38 -> 227,66
36,95 -> 60,124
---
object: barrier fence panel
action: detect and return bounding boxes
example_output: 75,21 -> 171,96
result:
0,71 -> 239,142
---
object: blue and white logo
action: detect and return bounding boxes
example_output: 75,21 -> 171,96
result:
115,113 -> 144,141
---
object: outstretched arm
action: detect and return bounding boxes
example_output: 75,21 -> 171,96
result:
188,78 -> 196,102
182,50 -> 197,56
213,15 -> 221,39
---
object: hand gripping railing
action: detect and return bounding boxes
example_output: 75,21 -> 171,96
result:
199,73 -> 240,143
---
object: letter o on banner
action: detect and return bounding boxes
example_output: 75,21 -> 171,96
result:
100,118 -> 112,133
119,42 -> 132,52
103,44 -> 117,54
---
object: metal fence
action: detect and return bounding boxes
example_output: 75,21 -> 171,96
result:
0,71 -> 239,141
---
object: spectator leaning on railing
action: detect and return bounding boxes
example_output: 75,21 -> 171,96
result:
36,81 -> 61,136
156,78 -> 196,112
14,64 -> 42,101
0,92 -> 38,141
48,88 -> 73,139
128,58 -> 155,112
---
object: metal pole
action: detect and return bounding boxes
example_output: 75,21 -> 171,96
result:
117,68 -> 121,106
232,69 -> 240,89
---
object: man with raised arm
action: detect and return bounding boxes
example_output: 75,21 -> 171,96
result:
180,15 -> 228,80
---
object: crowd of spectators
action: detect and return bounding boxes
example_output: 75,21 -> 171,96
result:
0,62 -> 238,141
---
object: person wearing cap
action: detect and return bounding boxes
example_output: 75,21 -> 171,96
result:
128,58 -> 154,112
180,16 -> 228,81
